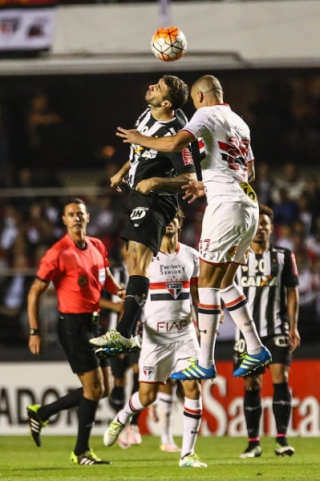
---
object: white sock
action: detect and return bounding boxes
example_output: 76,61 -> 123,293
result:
157,392 -> 174,445
117,391 -> 144,426
221,284 -> 262,354
198,287 -> 220,368
181,397 -> 202,459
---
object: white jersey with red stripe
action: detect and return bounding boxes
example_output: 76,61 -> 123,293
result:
183,104 -> 256,205
143,242 -> 199,345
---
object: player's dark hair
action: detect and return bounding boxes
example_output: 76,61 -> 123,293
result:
176,205 -> 185,227
63,197 -> 87,214
162,75 -> 189,110
259,204 -> 274,221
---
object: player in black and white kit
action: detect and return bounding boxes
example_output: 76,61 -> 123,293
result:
90,75 -> 198,354
233,204 -> 300,458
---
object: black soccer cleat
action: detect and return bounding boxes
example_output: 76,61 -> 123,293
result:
26,404 -> 48,447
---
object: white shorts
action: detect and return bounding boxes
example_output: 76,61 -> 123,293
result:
199,199 -> 259,265
139,335 -> 200,384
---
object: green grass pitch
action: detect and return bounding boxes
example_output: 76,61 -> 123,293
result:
1,436 -> 320,481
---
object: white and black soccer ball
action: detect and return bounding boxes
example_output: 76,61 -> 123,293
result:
151,26 -> 187,62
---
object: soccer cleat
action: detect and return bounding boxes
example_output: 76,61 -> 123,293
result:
26,404 -> 48,447
90,329 -> 141,356
233,346 -> 272,377
148,403 -> 159,423
103,417 -> 125,447
70,449 -> 111,465
117,426 -> 131,449
240,444 -> 262,458
171,360 -> 216,381
275,443 -> 295,456
127,424 -> 142,445
179,453 -> 207,468
160,443 -> 181,453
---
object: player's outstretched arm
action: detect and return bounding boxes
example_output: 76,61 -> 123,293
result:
117,127 -> 194,152
135,172 -> 197,195
182,180 -> 206,203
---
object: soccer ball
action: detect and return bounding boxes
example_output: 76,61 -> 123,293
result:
151,26 -> 187,62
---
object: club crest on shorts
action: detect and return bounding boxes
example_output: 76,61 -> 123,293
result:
143,365 -> 155,377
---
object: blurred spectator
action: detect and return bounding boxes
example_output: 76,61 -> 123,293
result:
0,252 -> 33,345
253,161 -> 275,207
272,187 -> 298,227
272,162 -> 306,204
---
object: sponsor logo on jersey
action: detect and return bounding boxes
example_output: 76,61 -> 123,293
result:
240,275 -> 278,288
156,320 -> 188,332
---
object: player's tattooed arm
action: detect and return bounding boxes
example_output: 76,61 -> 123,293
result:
135,172 -> 197,195
182,180 -> 206,203
117,127 -> 194,152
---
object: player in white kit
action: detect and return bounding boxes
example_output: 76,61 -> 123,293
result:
100,208 -> 207,468
116,74 -> 272,381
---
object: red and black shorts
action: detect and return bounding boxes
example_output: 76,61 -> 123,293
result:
58,312 -> 108,374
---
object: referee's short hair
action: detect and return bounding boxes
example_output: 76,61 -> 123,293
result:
63,197 -> 87,214
259,204 -> 274,222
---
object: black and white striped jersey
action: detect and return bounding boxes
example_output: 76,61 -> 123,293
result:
236,245 -> 299,337
126,107 -> 196,189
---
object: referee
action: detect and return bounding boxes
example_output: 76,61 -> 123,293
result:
26,198 -> 125,465
233,204 -> 300,458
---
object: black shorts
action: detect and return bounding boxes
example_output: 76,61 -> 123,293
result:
120,190 -> 178,255
58,312 -> 108,375
233,334 -> 292,375
110,350 -> 140,378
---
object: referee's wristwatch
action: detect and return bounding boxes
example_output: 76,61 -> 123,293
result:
29,328 -> 40,336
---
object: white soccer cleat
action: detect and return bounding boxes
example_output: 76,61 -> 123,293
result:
179,453 -> 207,468
90,329 -> 141,352
240,444 -> 262,458
127,424 -> 142,445
160,443 -> 181,453
275,443 -> 295,456
103,417 -> 125,447
117,426 -> 131,449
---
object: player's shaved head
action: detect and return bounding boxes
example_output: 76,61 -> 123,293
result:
193,75 -> 223,101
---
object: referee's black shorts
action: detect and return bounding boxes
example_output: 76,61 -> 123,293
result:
121,190 -> 178,255
58,312 -> 108,375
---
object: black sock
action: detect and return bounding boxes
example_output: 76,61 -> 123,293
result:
109,386 -> 125,412
74,397 -> 98,456
273,382 -> 291,444
38,388 -> 83,421
244,389 -> 262,440
117,275 -> 150,338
